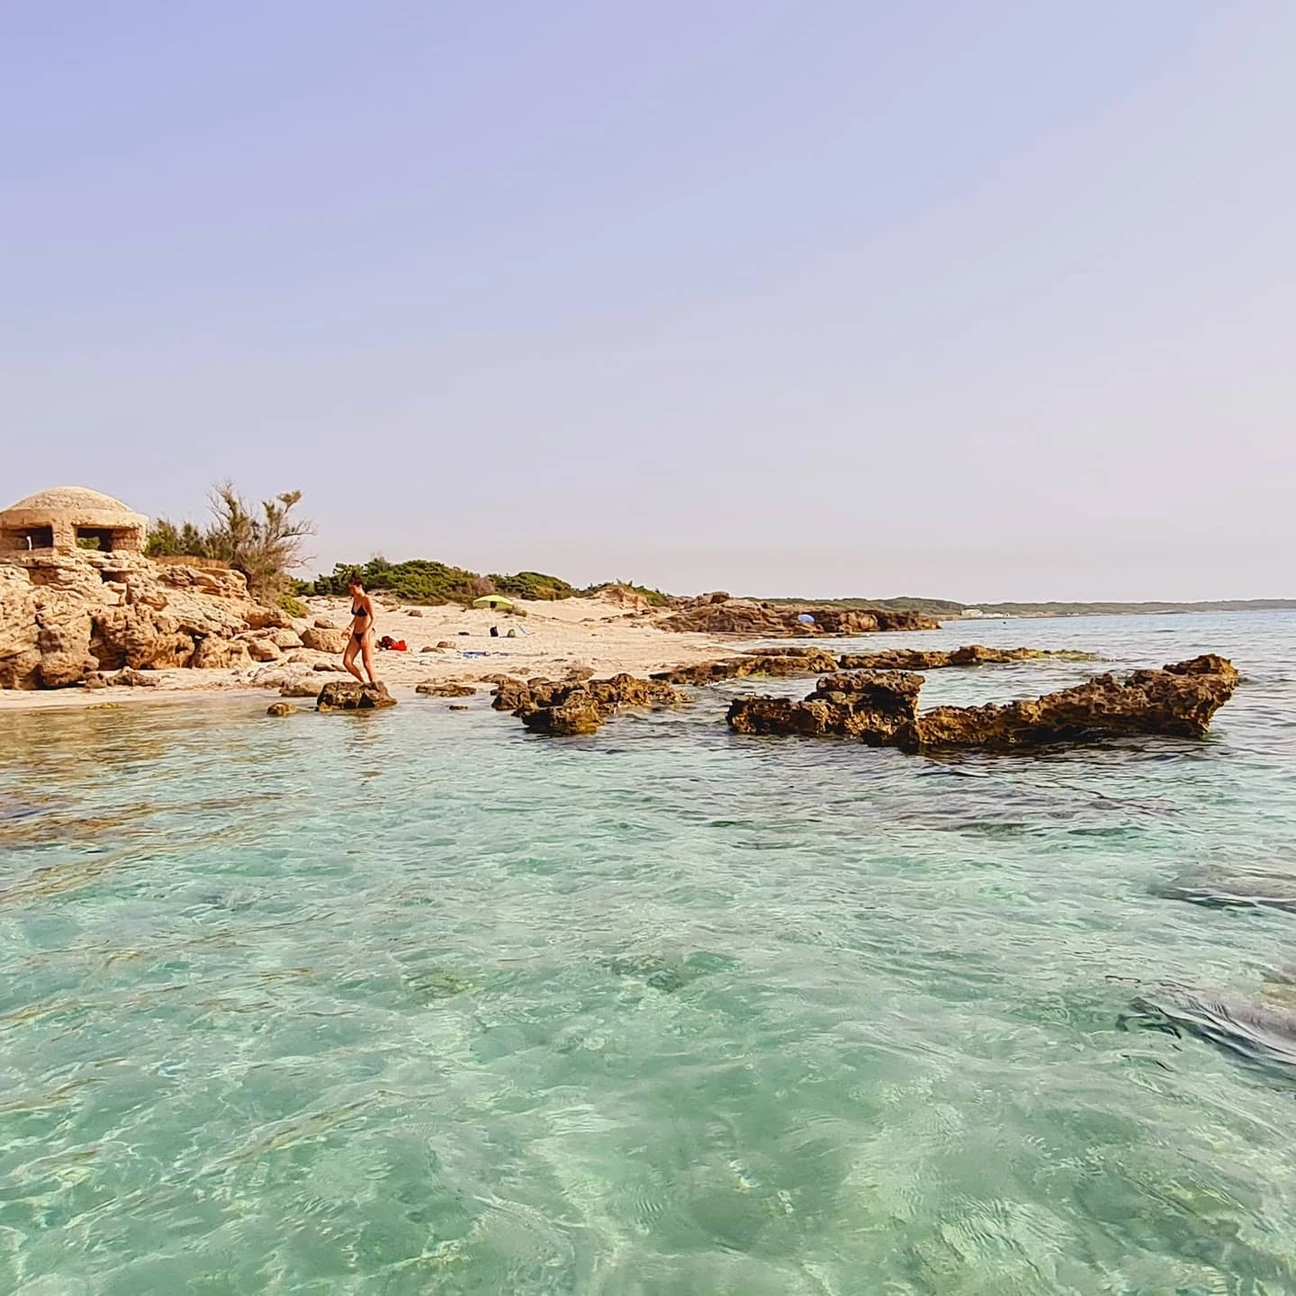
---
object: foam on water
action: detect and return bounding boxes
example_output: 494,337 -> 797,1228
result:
3,613 -> 1296,1293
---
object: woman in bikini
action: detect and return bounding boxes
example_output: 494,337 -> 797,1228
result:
343,577 -> 380,684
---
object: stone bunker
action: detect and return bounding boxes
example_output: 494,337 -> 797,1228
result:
0,486 -> 148,555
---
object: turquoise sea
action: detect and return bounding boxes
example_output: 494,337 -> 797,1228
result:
3,612 -> 1296,1294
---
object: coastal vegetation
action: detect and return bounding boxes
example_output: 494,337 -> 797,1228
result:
146,484 -> 314,602
303,557 -> 669,608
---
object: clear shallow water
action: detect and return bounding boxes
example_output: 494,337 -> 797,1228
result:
3,612 -> 1296,1294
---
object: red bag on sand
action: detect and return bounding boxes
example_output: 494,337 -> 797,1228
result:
394,640 -> 408,652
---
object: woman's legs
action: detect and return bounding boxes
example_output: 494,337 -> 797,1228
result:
343,636 -> 365,682
360,635 -> 379,684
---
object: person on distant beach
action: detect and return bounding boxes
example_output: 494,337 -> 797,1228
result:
343,577 -> 379,684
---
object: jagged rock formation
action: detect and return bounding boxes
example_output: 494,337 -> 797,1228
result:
660,599 -> 939,637
316,680 -> 397,711
491,672 -> 685,736
654,645 -> 1085,687
652,648 -> 840,686
728,671 -> 924,745
0,549 -> 300,689
837,645 -> 1097,670
727,656 -> 1239,752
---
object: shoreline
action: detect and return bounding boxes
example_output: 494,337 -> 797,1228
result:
0,593 -> 764,715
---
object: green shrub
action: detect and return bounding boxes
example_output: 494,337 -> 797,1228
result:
489,570 -> 578,601
147,485 -> 314,600
278,594 -> 309,618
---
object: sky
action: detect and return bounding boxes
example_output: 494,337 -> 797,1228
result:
2,2 -> 1293,601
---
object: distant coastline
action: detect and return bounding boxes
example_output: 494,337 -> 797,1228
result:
760,597 -> 1296,619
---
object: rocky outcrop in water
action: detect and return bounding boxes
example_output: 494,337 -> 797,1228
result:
415,681 -> 477,697
652,648 -> 840,686
727,656 -> 1239,752
728,671 -> 924,745
0,550 -> 290,689
659,599 -> 939,637
492,672 -> 685,736
917,655 -> 1239,749
837,645 -> 1097,670
316,680 -> 396,711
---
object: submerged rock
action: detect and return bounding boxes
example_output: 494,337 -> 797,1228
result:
266,702 -> 295,717
1123,987 -> 1296,1072
316,680 -> 397,711
415,681 -> 477,697
727,656 -> 1239,752
1153,870 -> 1296,914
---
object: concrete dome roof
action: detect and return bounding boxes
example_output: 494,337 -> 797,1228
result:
4,486 -> 139,515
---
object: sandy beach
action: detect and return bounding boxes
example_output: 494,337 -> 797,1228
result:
0,592 -> 750,712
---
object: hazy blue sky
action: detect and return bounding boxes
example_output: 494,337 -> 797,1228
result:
3,2 -> 1293,600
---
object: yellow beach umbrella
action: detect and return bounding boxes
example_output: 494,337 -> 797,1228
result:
472,595 -> 515,609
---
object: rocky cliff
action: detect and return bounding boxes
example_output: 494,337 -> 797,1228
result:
0,551 -> 297,689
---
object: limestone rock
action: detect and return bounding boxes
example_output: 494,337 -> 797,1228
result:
521,695 -> 603,735
415,681 -> 476,697
266,702 -> 296,717
654,649 -> 839,686
38,651 -> 98,688
0,565 -> 41,688
191,636 -> 251,670
269,628 -> 303,649
0,546 -> 309,690
316,680 -> 397,711
493,672 -> 685,735
837,645 -> 1096,671
241,604 -> 293,630
301,626 -> 349,654
246,638 -> 281,662
915,655 -> 1239,749
279,679 -> 323,698
109,667 -> 160,687
660,600 -> 939,637
726,657 -> 1239,752
729,671 -> 924,748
